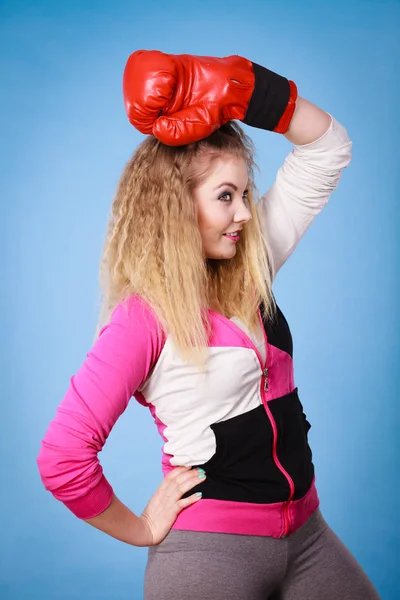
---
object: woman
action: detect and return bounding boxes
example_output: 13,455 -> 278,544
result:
37,50 -> 380,599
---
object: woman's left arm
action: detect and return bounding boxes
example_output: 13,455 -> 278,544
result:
256,101 -> 353,281
283,97 -> 332,145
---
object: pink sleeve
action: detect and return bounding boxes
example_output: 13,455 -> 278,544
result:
36,294 -> 165,519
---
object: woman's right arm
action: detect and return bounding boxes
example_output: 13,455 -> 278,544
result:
84,466 -> 206,547
83,492 -> 150,546
36,294 -> 204,545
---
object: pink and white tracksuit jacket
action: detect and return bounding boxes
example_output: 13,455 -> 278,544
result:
36,115 -> 352,539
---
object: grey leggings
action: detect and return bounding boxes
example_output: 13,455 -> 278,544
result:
144,508 -> 380,600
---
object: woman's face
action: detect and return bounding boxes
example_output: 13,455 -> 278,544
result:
193,155 -> 252,260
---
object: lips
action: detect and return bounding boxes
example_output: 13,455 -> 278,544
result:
223,232 -> 240,242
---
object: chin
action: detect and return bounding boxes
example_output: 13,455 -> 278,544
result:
206,248 -> 237,260
203,236 -> 239,259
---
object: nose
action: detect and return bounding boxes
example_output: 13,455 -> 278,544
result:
234,200 -> 252,225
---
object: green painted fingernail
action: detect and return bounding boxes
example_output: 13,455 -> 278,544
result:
196,492 -> 202,497
197,468 -> 205,474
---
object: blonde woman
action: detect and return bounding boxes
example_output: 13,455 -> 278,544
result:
37,51 -> 380,599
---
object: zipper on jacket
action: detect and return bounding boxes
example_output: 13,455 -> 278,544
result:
260,373 -> 295,536
209,308 -> 296,536
255,311 -> 296,536
263,368 -> 269,391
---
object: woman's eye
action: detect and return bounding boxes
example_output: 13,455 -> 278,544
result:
218,190 -> 249,203
219,192 -> 232,202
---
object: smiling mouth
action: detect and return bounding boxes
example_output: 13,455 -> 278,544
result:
223,232 -> 240,241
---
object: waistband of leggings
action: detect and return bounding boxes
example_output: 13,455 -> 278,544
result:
171,478 -> 319,539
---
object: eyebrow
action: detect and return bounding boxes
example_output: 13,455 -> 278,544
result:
213,182 -> 249,191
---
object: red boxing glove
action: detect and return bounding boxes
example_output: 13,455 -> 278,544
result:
122,50 -> 297,146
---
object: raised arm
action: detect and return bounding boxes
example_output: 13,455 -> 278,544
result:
284,96 -> 332,145
257,98 -> 352,279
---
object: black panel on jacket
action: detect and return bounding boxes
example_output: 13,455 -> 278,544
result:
268,389 -> 314,500
183,389 -> 314,504
260,301 -> 293,357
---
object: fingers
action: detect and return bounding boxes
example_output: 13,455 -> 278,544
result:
176,468 -> 206,498
141,466 -> 205,544
177,491 -> 203,510
164,466 -> 207,501
165,465 -> 191,481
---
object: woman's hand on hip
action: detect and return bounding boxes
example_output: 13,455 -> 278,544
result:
139,465 -> 206,546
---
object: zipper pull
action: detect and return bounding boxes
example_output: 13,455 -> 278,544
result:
263,368 -> 269,391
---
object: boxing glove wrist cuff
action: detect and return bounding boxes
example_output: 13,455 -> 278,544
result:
242,62 -> 298,134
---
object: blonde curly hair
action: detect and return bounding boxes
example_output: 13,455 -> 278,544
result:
94,122 -> 276,372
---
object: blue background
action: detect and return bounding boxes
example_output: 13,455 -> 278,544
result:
1,0 -> 399,598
